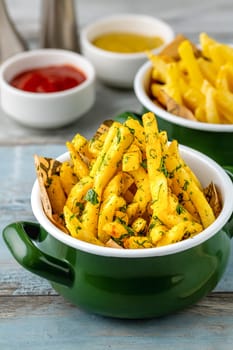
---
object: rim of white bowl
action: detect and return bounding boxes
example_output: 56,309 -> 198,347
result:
134,61 -> 233,132
81,14 -> 175,60
0,49 -> 96,98
31,147 -> 233,258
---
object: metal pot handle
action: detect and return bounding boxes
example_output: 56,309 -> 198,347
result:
2,221 -> 74,287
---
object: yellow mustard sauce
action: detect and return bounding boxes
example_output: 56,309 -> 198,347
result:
92,32 -> 164,53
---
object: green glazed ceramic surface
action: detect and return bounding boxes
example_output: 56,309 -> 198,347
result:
2,220 -> 233,318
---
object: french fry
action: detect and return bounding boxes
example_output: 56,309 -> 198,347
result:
59,161 -> 78,196
164,62 -> 183,104
98,195 -> 126,243
149,220 -> 168,245
215,89 -> 233,123
90,122 -> 133,190
131,217 -> 147,234
124,118 -> 146,155
199,32 -> 217,58
156,221 -> 203,247
102,171 -> 134,201
124,236 -> 154,249
129,166 -> 151,216
147,52 -> 168,83
72,133 -> 92,159
65,176 -> 93,213
63,205 -> 103,246
46,174 -> 66,215
201,80 -> 220,124
66,141 -> 89,179
178,40 -> 203,88
159,192 -> 198,229
198,57 -> 217,86
166,155 -> 215,228
122,144 -> 142,171
82,122 -> 134,237
103,220 -> 131,245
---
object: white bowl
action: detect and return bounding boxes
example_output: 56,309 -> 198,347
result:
0,49 -> 96,129
31,146 -> 233,257
134,60 -> 233,166
134,61 -> 233,132
81,14 -> 174,88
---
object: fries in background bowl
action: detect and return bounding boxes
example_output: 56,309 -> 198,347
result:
35,112 -> 221,249
147,33 -> 233,124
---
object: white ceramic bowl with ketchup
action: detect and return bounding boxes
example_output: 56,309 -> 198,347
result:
0,49 -> 96,129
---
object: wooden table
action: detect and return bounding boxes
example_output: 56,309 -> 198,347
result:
1,1 -> 233,349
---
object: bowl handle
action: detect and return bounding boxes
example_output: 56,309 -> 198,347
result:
2,221 -> 74,287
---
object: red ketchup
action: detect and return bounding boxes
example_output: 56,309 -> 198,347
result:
10,64 -> 86,93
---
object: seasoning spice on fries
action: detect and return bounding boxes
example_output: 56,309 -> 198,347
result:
147,33 -> 233,124
35,112 -> 221,249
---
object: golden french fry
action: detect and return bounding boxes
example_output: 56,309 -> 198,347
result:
46,174 -> 67,215
66,141 -> 89,179
199,32 -> 216,58
103,220 -> 130,246
159,192 -> 199,229
201,80 -> 220,124
156,221 -> 203,247
131,217 -> 147,234
215,89 -> 233,123
122,144 -> 142,172
59,161 -> 78,196
164,62 -> 183,104
197,57 -> 217,86
98,195 -> 126,243
129,166 -> 151,216
63,205 -> 103,245
90,122 -> 134,192
147,52 -> 168,83
102,171 -> 126,201
65,176 -> 93,213
183,87 -> 205,112
178,40 -> 203,88
124,236 -> 154,249
124,118 -> 146,155
149,220 -> 168,245
72,133 -> 92,159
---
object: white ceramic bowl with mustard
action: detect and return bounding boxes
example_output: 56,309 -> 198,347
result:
0,49 -> 96,129
81,14 -> 175,88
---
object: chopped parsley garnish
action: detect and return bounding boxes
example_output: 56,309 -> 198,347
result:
84,189 -> 99,205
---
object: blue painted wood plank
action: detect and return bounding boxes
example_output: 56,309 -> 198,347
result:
0,294 -> 233,350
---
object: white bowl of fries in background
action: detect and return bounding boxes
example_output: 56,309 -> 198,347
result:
81,14 -> 175,88
3,112 -> 233,318
134,33 -> 233,167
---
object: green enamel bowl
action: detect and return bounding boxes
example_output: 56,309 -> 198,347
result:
134,61 -> 233,170
3,146 -> 233,319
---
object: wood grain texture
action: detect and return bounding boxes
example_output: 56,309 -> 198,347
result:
1,294 -> 233,350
